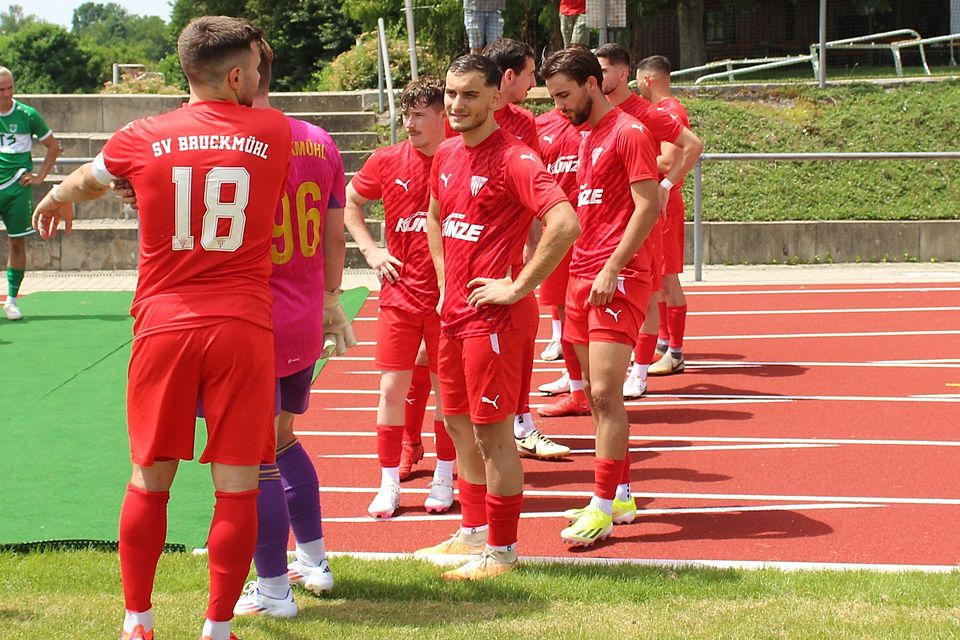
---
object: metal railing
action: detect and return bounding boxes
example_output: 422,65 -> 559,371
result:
375,17 -> 398,144
675,29 -> 960,85
690,151 -> 960,281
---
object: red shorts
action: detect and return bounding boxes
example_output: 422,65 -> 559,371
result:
646,218 -> 664,292
375,305 -> 441,373
563,275 -> 651,346
661,191 -> 686,275
539,247 -> 573,307
438,325 -> 536,425
127,320 -> 276,467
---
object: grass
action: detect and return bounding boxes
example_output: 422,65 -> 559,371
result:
3,550 -> 960,638
525,79 -> 960,222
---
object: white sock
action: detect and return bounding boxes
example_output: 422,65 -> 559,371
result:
670,348 -> 683,358
123,609 -> 153,634
435,459 -> 455,479
589,495 -> 613,515
380,466 -> 400,487
550,319 -> 562,341
514,412 -> 535,439
460,524 -> 488,543
295,538 -> 326,565
656,339 -> 668,352
201,619 -> 231,640
569,378 -> 584,392
487,542 -> 516,555
615,483 -> 632,502
629,362 -> 644,377
4,295 -> 15,305
257,574 -> 290,600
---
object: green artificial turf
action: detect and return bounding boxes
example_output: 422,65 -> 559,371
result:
0,288 -> 368,548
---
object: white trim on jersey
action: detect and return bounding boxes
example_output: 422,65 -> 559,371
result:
91,152 -> 118,186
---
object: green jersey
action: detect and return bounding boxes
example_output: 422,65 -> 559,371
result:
0,100 -> 51,189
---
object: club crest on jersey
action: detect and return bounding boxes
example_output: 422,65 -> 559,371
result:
395,211 -> 427,233
440,172 -> 452,188
395,178 -> 411,192
470,175 -> 488,197
441,212 -> 485,243
591,147 -> 605,167
8,124 -> 16,133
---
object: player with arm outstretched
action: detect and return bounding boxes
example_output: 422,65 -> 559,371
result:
33,17 -> 290,640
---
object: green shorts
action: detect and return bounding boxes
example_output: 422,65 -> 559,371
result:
0,179 -> 35,238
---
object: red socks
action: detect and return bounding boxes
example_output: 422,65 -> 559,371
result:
119,484 -> 170,613
376,424 -> 405,468
486,493 -> 523,547
403,365 -> 432,443
620,450 -> 631,485
657,301 -> 668,342
633,332 -> 659,365
561,339 -> 582,381
457,478 -> 488,529
206,489 -> 259,622
594,458 -> 626,500
667,305 -> 687,350
434,419 -> 456,461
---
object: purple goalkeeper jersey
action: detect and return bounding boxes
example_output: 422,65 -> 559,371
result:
270,116 -> 346,377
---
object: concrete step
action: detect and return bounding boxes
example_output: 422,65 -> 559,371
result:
286,111 -> 377,131
22,92 -> 378,134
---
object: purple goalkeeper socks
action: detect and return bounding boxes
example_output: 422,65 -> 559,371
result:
252,465 -> 290,579
277,440 -> 324,544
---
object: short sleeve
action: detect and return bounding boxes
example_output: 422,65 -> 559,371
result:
349,149 -> 383,201
617,122 -> 658,185
429,148 -> 442,199
647,107 -> 683,145
503,146 -> 568,220
98,121 -> 144,182
28,108 -> 51,140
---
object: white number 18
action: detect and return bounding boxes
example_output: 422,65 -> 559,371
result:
171,166 -> 250,252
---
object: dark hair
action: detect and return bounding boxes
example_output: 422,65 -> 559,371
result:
594,43 -> 630,69
447,54 -> 502,88
636,55 -> 672,74
541,47 -> 602,88
256,38 -> 273,96
399,75 -> 444,111
177,16 -> 264,86
482,37 -> 535,76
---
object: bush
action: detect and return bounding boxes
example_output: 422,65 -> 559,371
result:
314,31 -> 438,91
99,74 -> 185,95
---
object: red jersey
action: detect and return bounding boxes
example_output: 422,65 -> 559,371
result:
350,140 -> 439,314
536,108 -> 587,202
94,100 -> 291,338
444,103 -> 539,151
654,95 -> 692,189
571,108 -> 658,281
431,128 -> 567,338
617,93 -> 683,146
560,0 -> 586,14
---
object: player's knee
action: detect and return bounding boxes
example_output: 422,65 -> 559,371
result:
589,382 -> 619,414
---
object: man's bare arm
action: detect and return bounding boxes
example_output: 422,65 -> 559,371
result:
344,183 -> 403,282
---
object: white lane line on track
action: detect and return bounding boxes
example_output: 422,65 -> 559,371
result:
294,431 -> 960,448
321,502 -> 881,524
309,393 -> 960,408
317,485 -> 960,506
326,550 -> 960,573
315,443 -> 833,459
332,330 -> 960,347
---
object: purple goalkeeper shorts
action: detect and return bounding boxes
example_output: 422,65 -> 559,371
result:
276,363 -> 316,415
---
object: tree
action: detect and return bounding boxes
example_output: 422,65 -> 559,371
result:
676,0 -> 706,68
0,4 -> 38,35
0,22 -> 96,92
73,3 -> 172,65
72,2 -> 129,37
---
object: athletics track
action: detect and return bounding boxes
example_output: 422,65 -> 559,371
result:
299,279 -> 960,571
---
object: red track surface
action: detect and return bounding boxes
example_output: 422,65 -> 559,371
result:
298,282 -> 960,567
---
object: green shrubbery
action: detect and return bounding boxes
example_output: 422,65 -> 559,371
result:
314,31 -> 441,91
